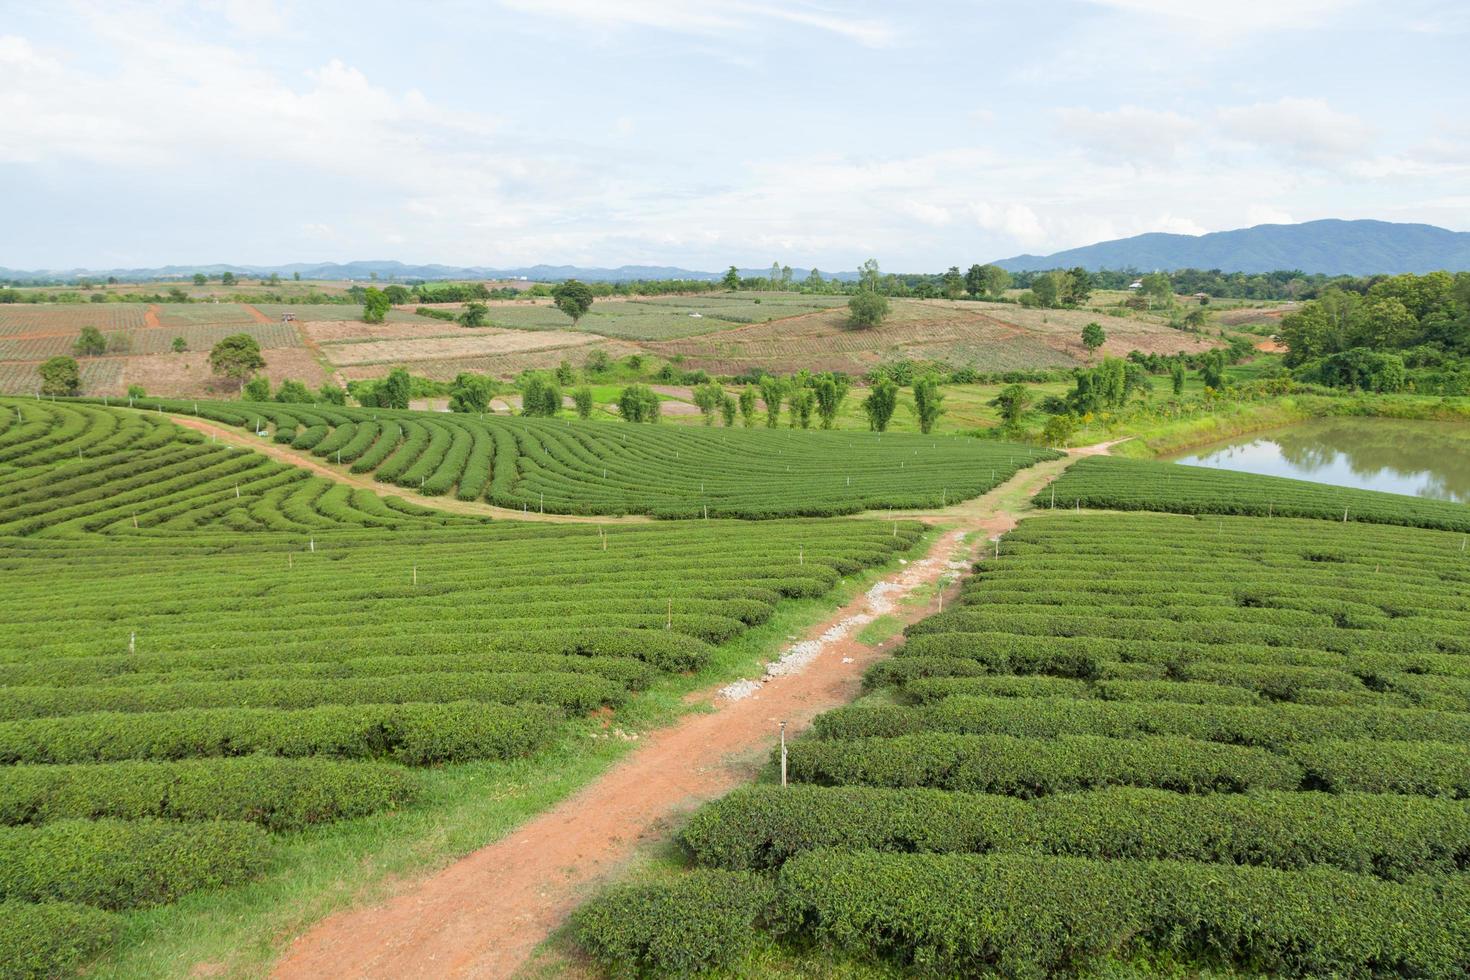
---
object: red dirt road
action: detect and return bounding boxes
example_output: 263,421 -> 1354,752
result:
269,454 -> 1087,980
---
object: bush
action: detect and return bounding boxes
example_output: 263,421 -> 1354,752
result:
0,757 -> 418,831
0,900 -> 118,980
575,870 -> 775,976
776,851 -> 1468,977
0,819 -> 271,909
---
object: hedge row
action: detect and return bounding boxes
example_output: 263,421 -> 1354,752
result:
0,818 -> 270,909
0,701 -> 558,765
0,900 -> 118,980
679,784 -> 1470,880
0,757 -> 417,830
776,851 -> 1470,977
812,694 -> 1470,750
785,733 -> 1301,796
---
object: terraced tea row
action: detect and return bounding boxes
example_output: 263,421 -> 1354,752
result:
576,512 -> 1470,976
83,396 -> 1057,518
0,400 -> 482,534
1043,454 -> 1470,531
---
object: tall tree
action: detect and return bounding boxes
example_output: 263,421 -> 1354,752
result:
722,266 -> 741,290
380,367 -> 412,409
964,263 -> 986,297
804,267 -> 824,291
911,374 -> 945,434
1170,360 -> 1186,396
73,326 -> 107,357
449,373 -> 494,413
861,376 -> 898,432
38,356 -> 80,396
738,386 -> 758,427
520,375 -> 561,416
758,375 -> 785,428
812,373 -> 850,429
572,385 -> 595,419
1067,267 -> 1093,305
768,261 -> 782,290
942,266 -> 964,299
990,384 -> 1031,427
552,280 -> 595,325
362,287 -> 391,324
692,382 -> 724,425
209,333 -> 266,392
981,264 -> 1011,298
1081,322 -> 1106,356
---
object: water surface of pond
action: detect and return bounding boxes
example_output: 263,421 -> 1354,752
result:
1166,418 -> 1470,503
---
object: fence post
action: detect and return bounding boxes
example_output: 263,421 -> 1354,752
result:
780,721 -> 788,788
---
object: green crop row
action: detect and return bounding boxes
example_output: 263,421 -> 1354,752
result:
0,818 -> 270,909
0,900 -> 118,980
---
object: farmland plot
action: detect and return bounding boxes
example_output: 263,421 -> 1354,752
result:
0,397 -> 923,975
104,397 -> 1059,518
577,511 -> 1470,976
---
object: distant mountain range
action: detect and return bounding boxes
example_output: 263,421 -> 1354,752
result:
0,260 -> 856,285
992,219 -> 1470,275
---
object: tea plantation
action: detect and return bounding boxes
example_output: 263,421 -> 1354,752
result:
85,396 -> 1059,518
1043,454 -> 1470,531
577,509 -> 1470,976
0,397 -> 931,976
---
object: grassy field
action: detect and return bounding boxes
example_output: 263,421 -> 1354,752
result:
571,500 -> 1470,977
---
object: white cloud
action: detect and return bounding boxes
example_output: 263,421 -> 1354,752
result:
1055,105 -> 1201,163
1217,97 -> 1374,165
1084,0 -> 1358,34
496,0 -> 897,47
1246,204 -> 1297,225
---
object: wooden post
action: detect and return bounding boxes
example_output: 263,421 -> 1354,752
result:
413,565 -> 417,586
780,721 -> 788,788
128,631 -> 135,654
1343,506 -> 1349,523
310,538 -> 315,553
666,598 -> 672,629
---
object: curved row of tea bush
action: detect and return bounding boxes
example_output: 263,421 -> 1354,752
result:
0,400 -> 485,535
75,395 -> 1059,518
1039,454 -> 1470,531
575,510 -> 1470,975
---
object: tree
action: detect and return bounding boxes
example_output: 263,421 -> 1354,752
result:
243,376 -> 271,401
738,386 -> 758,427
1032,271 -> 1065,308
449,373 -> 495,414
274,379 -> 314,403
319,381 -> 347,406
192,273 -> 207,286
209,333 -> 266,391
126,384 -> 146,399
1081,322 -> 1106,356
1170,360 -> 1186,396
73,326 -> 107,356
964,264 -> 986,297
912,374 -> 945,434
383,284 -> 411,304
991,384 -> 1032,427
293,272 -> 301,281
812,373 -> 850,429
804,267 -> 824,291
380,367 -> 412,409
552,280 -> 595,325
617,383 -> 660,422
1067,267 -> 1093,305
789,387 -> 816,429
858,258 -> 882,292
1041,412 -> 1077,448
722,266 -> 741,290
585,348 -> 610,376
38,356 -> 79,396
768,262 -> 782,290
935,266 -> 960,300
847,289 -> 890,329
1199,350 -> 1226,390
521,376 -> 561,417
862,376 -> 899,432
572,385 -> 595,419
693,382 -> 724,425
982,264 -> 1010,298
362,287 -> 391,324
220,271 -> 237,286
1140,272 -> 1173,308
720,392 -> 737,427
758,375 -> 785,427
458,302 -> 488,327
781,265 -> 794,289
171,336 -> 188,353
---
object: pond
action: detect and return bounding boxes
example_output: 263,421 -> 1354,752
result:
1165,418 -> 1470,503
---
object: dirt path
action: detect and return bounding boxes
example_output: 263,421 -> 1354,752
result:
269,453 -> 1092,980
168,416 -> 652,524
143,304 -> 161,328
241,303 -> 274,325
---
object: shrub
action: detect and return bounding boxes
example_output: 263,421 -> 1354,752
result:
575,870 -> 775,976
0,900 -> 118,980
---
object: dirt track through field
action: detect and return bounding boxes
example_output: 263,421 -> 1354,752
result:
267,448 -> 1101,980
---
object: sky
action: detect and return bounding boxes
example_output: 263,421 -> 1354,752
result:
2,0 -> 1467,272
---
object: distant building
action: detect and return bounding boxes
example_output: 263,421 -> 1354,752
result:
1128,280 -> 1143,289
